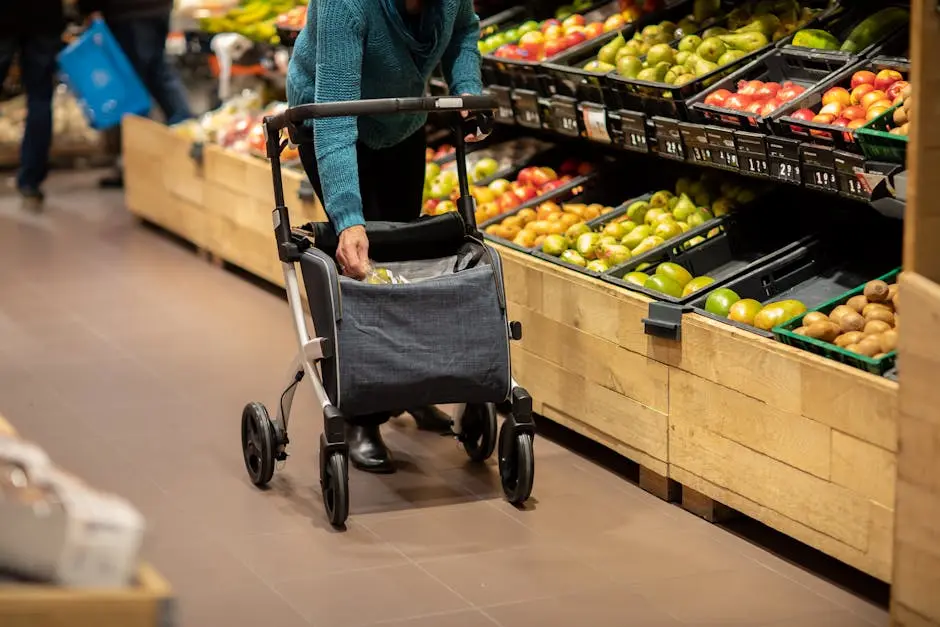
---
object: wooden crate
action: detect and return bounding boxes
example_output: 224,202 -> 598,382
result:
668,313 -> 898,581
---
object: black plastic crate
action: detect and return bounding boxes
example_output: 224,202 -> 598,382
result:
773,56 -> 909,151
688,48 -> 855,134
687,238 -> 896,338
781,3 -> 909,60
602,207 -> 808,304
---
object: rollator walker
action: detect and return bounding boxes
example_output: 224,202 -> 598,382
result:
239,95 -> 536,527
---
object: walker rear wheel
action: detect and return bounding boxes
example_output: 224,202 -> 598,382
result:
498,422 -> 534,505
241,402 -> 277,487
319,438 -> 349,527
461,403 -> 498,462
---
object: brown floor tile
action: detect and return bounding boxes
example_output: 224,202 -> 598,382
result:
273,563 -> 471,626
485,587 -> 685,627
631,567 -> 840,626
176,580 -> 309,627
420,545 -> 604,608
372,609 -> 498,627
756,609 -> 886,627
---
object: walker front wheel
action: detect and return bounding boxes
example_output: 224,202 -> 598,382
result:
498,422 -> 534,505
461,403 -> 497,462
241,402 -> 277,487
319,438 -> 349,527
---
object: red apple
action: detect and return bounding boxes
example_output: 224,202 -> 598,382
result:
866,105 -> 890,121
822,87 -> 851,107
812,113 -> 835,124
584,22 -> 605,39
544,39 -> 566,57
874,69 -> 903,93
755,82 -> 781,99
515,167 -> 537,186
860,90 -> 888,110
790,108 -> 815,121
850,84 -> 875,105
543,24 -> 564,40
563,31 -> 587,48
841,105 -> 865,121
851,70 -> 876,89
725,93 -> 752,110
541,18 -> 561,32
602,14 -> 626,32
847,119 -> 867,130
819,101 -> 844,117
760,99 -> 780,116
704,89 -> 733,107
832,117 -> 849,127
513,185 -> 538,202
498,191 -> 521,211
562,14 -> 586,28
519,31 -> 545,58
575,162 -> 593,176
737,80 -> 764,96
886,80 -> 909,101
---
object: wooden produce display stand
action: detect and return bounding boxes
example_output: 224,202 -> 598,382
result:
122,113 -> 900,583
0,414 -> 175,627
890,0 -> 940,625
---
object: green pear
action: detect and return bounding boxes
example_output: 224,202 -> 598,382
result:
560,249 -> 587,267
675,177 -> 693,196
597,243 -> 632,266
711,197 -> 734,217
566,222 -> 591,241
696,37 -> 727,63
644,208 -> 668,225
649,190 -> 674,208
586,259 -> 609,273
616,55 -> 643,78
646,43 -> 676,66
739,14 -> 781,38
702,26 -> 729,39
622,225 -> 652,250
575,232 -> 602,260
625,200 -> 649,223
718,31 -> 769,52
692,57 -> 719,77
717,49 -> 747,66
637,67 -> 662,82
631,235 -> 666,256
675,50 -> 691,67
678,34 -> 702,52
672,193 -> 697,221
583,60 -> 615,73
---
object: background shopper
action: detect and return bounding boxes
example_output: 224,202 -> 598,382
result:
0,0 -> 65,207
78,0 -> 193,188
287,0 -> 484,473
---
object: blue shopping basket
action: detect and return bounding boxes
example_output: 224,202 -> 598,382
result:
57,19 -> 152,130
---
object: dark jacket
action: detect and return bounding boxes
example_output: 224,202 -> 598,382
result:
78,0 -> 174,20
0,0 -> 66,36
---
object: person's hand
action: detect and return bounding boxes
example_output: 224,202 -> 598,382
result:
336,225 -> 370,279
460,93 -> 488,143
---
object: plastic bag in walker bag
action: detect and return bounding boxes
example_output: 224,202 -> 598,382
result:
362,263 -> 409,285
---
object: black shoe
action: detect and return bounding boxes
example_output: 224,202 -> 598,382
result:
99,173 -> 124,189
18,186 -> 44,210
346,424 -> 395,474
410,406 -> 453,433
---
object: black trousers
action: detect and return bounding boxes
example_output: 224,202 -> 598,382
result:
298,128 -> 426,427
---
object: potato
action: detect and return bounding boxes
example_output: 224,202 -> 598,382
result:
865,308 -> 895,326
863,302 -> 893,317
864,320 -> 892,335
880,329 -> 898,353
803,311 -> 829,326
892,291 -> 899,312
806,321 -> 840,342
894,107 -> 908,125
839,311 -> 865,333
846,295 -> 868,313
864,280 -> 890,302
854,337 -> 882,357
829,305 -> 855,322
887,284 -> 898,300
834,331 -> 864,348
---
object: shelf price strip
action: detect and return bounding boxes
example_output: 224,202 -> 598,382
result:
580,103 -> 611,144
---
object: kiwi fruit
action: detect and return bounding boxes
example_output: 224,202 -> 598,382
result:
829,305 -> 855,322
864,320 -> 892,335
865,308 -> 895,326
834,331 -> 864,348
846,295 -> 868,313
880,329 -> 898,353
864,280 -> 890,303
806,321 -> 840,342
839,311 -> 865,333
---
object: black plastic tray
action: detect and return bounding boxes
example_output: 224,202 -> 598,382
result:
602,1 -> 834,120
688,48 -> 856,134
779,2 -> 909,60
773,56 -> 910,151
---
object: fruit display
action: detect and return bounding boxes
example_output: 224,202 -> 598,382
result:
706,292 -> 808,330
703,78 -> 806,116
787,279 -> 899,359
610,0 -> 822,85
200,0 -> 307,43
783,67 -> 909,133
482,0 -> 658,62
887,83 -> 913,137
423,159 -> 591,218
635,262 -> 719,298
426,144 -> 456,162
275,4 -> 306,30
582,13 -> 712,74
519,171 -> 756,271
0,85 -> 98,155
791,7 -> 909,53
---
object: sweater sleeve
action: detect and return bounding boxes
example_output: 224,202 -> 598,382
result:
441,0 -> 483,96
313,1 -> 366,235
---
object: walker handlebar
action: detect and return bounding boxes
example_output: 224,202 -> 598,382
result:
263,95 -> 497,133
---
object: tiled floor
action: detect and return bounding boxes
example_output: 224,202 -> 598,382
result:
0,171 -> 889,627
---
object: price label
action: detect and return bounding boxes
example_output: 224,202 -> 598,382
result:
807,167 -> 838,191
581,104 -> 611,144
512,89 -> 541,129
550,97 -> 580,137
679,122 -> 710,165
706,127 -> 739,171
614,109 -> 648,153
652,117 -> 685,161
743,155 -> 768,175
840,174 -> 868,199
735,131 -> 769,177
773,159 -> 801,185
801,144 -> 837,193
833,149 -> 869,200
486,86 -> 515,123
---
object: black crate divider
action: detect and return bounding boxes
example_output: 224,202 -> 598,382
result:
512,89 -> 543,129
767,136 -> 802,186
548,95 -> 581,137
652,117 -> 685,161
801,144 -> 839,194
487,85 -> 515,124
610,109 -> 648,153
833,150 -> 869,201
678,122 -> 712,167
579,102 -> 612,144
735,131 -> 770,178
705,126 -> 739,172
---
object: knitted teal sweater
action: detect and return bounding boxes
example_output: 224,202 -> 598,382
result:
287,0 -> 483,234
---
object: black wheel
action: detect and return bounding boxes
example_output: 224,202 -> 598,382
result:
320,446 -> 349,527
461,403 -> 497,462
241,402 -> 277,487
498,422 -> 534,505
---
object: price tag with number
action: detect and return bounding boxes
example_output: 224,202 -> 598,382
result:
832,150 -> 869,200
485,86 -> 514,123
581,105 -> 611,144
615,110 -> 648,153
512,89 -> 541,128
706,127 -> 739,171
652,117 -> 685,161
735,131 -> 769,177
550,97 -> 580,137
679,122 -> 710,165
806,166 -> 838,192
772,159 -> 801,184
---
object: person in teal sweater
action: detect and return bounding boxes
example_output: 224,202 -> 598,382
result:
287,0 -> 484,473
